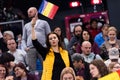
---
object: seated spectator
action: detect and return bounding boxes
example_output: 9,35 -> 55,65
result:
0,52 -> 15,75
13,62 -> 38,80
80,41 -> 102,63
88,19 -> 101,39
67,25 -> 82,55
16,34 -> 24,50
7,39 -> 27,66
94,24 -> 110,47
0,64 -> 8,80
60,67 -> 76,80
108,62 -> 120,73
104,47 -> 120,67
76,29 -> 100,54
0,64 -> 14,80
0,30 -> 14,53
53,26 -> 69,49
100,26 -> 120,60
89,60 -> 109,80
72,53 -> 91,80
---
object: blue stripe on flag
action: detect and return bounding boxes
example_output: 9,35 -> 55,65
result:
38,0 -> 46,13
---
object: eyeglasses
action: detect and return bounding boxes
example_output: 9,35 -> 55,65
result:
113,66 -> 120,69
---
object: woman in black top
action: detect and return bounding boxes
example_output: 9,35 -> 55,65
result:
31,18 -> 73,80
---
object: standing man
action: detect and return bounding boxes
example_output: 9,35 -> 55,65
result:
22,7 -> 51,71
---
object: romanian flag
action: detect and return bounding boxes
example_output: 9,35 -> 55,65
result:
38,0 -> 59,19
99,69 -> 120,80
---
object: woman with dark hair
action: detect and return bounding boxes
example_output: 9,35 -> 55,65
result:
13,62 -> 37,80
0,64 -> 8,80
76,29 -> 100,54
31,20 -> 73,80
53,26 -> 69,49
89,60 -> 109,80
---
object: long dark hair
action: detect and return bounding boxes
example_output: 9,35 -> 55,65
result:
46,32 -> 63,50
90,60 -> 109,80
0,64 -> 8,77
80,29 -> 94,45
53,26 -> 64,42
13,62 -> 28,74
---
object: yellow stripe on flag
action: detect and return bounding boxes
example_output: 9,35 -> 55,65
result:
99,72 -> 120,80
42,2 -> 53,17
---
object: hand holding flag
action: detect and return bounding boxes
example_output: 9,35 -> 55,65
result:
31,13 -> 38,27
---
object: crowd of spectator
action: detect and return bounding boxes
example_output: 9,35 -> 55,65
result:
0,6 -> 120,80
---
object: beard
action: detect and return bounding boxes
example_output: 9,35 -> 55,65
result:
75,34 -> 81,39
29,16 -> 35,20
29,13 -> 36,20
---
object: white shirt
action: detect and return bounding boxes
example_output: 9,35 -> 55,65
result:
8,49 -> 27,65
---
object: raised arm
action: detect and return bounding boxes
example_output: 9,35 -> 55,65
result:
31,17 -> 48,59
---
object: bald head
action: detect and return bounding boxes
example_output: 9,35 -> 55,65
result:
27,7 -> 38,19
28,7 -> 37,13
82,41 -> 91,47
81,41 -> 92,55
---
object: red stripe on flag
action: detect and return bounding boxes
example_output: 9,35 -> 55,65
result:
116,69 -> 120,77
48,5 -> 59,19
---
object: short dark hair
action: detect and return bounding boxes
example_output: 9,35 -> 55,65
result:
90,19 -> 98,25
71,53 -> 84,62
0,52 -> 15,64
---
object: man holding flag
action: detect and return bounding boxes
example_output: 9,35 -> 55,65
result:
22,7 -> 51,71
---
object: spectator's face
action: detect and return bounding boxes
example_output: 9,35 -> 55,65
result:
108,30 -> 116,41
27,8 -> 36,19
91,21 -> 97,29
0,66 -> 6,78
81,42 -> 91,55
14,67 -> 25,77
54,27 -> 61,36
3,33 -> 13,42
74,26 -> 82,37
73,61 -> 82,69
17,34 -> 22,42
63,73 -> 74,80
102,26 -> 108,36
82,31 -> 90,41
112,63 -> 120,72
7,39 -> 17,52
89,64 -> 101,78
49,34 -> 59,47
